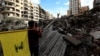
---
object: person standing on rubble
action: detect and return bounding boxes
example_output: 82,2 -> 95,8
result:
28,20 -> 42,56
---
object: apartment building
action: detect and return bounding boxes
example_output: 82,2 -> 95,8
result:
29,3 -> 34,20
39,6 -> 46,19
33,4 -> 39,21
46,12 -> 54,19
67,10 -> 71,16
21,0 -> 30,20
0,0 -> 40,21
39,5 -> 54,20
80,6 -> 89,15
0,0 -> 23,19
93,0 -> 100,8
69,0 -> 81,16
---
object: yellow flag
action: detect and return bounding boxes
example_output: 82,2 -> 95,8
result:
0,30 -> 30,56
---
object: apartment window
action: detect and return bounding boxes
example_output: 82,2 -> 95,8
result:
8,13 -> 10,16
8,2 -> 13,6
21,11 -> 23,13
5,2 -> 7,5
36,10 -> 38,12
24,11 -> 28,14
16,5 -> 19,7
24,8 -> 28,10
16,0 -> 19,3
21,3 -> 23,5
31,7 -> 33,9
16,13 -> 19,17
31,10 -> 33,12
36,13 -> 38,14
21,7 -> 23,9
7,8 -> 10,10
29,16 -> 33,18
24,0 -> 28,2
24,4 -> 28,6
31,17 -> 33,18
31,13 -> 33,15
24,15 -> 28,18
16,9 -> 20,12
1,7 -> 5,11
21,15 -> 23,17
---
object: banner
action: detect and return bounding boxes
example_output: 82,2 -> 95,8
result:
0,30 -> 30,56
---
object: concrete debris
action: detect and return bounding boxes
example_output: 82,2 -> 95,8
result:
52,10 -> 100,56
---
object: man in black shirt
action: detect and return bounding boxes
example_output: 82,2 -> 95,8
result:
28,20 -> 42,56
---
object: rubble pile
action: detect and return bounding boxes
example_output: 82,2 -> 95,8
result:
52,10 -> 100,56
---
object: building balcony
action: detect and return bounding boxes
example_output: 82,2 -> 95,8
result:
4,0 -> 14,3
23,16 -> 28,18
2,9 -> 19,15
1,9 -> 15,13
24,6 -> 29,8
23,7 -> 29,11
23,9 -> 29,12
1,5 -> 15,8
29,16 -> 33,18
15,13 -> 20,17
22,13 -> 28,16
24,2 -> 28,5
22,11 -> 29,14
15,11 -> 20,15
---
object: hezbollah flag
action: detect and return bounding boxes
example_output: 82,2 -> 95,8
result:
0,30 -> 30,56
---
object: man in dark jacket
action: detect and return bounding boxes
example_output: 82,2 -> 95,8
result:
28,20 -> 42,56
